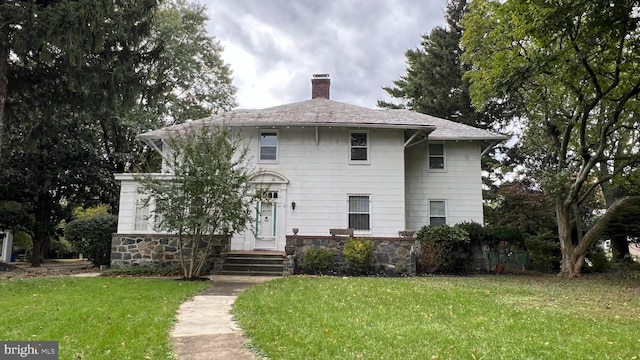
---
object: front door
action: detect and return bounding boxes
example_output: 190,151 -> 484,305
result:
254,191 -> 278,250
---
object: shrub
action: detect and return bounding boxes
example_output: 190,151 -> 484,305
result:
457,221 -> 485,249
302,247 -> 333,274
524,232 -> 559,273
343,238 -> 373,274
584,246 -> 611,273
416,225 -> 469,273
65,214 -> 117,266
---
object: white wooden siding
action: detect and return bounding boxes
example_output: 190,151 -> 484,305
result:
405,141 -> 484,231
246,127 -> 406,240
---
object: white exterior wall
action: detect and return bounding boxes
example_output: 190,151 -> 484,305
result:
405,141 -> 484,231
230,127 -> 406,250
114,130 -> 487,251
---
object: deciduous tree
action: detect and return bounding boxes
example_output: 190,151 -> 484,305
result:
136,125 -> 261,279
463,0 -> 640,276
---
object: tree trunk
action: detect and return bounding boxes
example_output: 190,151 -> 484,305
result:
557,203 -> 582,277
30,231 -> 46,267
610,234 -> 630,261
558,196 -> 640,277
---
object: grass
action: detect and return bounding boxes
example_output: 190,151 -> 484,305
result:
0,277 -> 209,359
233,275 -> 640,359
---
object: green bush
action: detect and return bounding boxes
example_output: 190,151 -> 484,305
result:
457,221 -> 485,249
416,225 -> 469,273
343,238 -> 373,274
524,232 -> 559,273
584,247 -> 611,273
302,247 -> 333,274
65,214 -> 117,266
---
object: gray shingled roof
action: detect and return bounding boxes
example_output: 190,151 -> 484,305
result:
138,98 -> 507,141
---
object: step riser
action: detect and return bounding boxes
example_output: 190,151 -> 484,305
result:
221,252 -> 284,276
223,265 -> 283,273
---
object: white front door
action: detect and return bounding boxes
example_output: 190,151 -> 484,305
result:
253,191 -> 278,250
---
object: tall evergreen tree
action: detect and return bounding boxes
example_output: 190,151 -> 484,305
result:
0,0 -> 160,266
0,0 -> 237,267
379,0 -> 496,127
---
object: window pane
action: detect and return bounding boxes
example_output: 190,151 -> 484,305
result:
429,157 -> 444,169
260,146 -> 277,160
430,217 -> 446,227
349,214 -> 370,230
349,196 -> 369,212
429,143 -> 443,155
430,201 -> 446,216
350,133 -> 367,147
260,133 -> 278,146
350,148 -> 368,161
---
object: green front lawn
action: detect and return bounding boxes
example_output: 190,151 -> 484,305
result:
234,276 -> 640,359
0,277 -> 209,359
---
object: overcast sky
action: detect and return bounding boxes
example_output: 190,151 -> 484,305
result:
204,0 -> 448,109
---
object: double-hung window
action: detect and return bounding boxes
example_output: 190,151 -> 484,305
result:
428,143 -> 445,170
348,195 -> 371,231
259,131 -> 278,161
429,200 -> 447,226
349,131 -> 369,163
134,189 -> 150,231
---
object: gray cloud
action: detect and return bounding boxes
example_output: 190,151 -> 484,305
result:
205,0 -> 447,108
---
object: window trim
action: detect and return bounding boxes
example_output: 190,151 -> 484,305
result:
428,200 -> 447,226
349,131 -> 370,164
348,194 -> 372,233
427,142 -> 446,171
258,130 -> 279,163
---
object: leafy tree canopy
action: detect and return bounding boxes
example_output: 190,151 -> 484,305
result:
462,0 -> 640,276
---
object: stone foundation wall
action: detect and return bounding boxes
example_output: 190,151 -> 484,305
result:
111,233 -> 229,272
286,235 -> 416,276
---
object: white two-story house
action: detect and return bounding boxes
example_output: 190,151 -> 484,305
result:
114,74 -> 506,253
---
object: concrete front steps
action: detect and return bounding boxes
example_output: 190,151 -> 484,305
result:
220,251 -> 284,276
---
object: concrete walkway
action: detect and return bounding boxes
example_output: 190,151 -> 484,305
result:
171,275 -> 277,360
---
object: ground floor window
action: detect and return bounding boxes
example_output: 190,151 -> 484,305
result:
348,195 -> 370,231
429,200 -> 447,226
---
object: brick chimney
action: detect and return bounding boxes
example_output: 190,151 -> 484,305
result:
311,74 -> 330,99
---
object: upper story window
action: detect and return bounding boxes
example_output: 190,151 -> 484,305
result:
428,143 -> 445,170
350,131 -> 369,163
429,200 -> 447,226
259,131 -> 278,162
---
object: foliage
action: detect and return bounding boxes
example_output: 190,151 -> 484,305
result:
462,0 -> 640,276
72,204 -> 110,220
584,247 -> 612,274
11,231 -> 32,252
485,225 -> 526,250
136,125 -> 258,279
378,0 -> 503,128
456,221 -> 485,248
0,0 -> 236,268
302,247 -> 334,274
234,276 -> 640,359
0,277 -> 208,359
343,238 -> 374,274
484,180 -> 557,236
416,225 -> 469,273
525,233 -> 560,273
65,214 -> 117,266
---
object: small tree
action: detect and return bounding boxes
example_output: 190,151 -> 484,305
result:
136,125 -> 260,279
